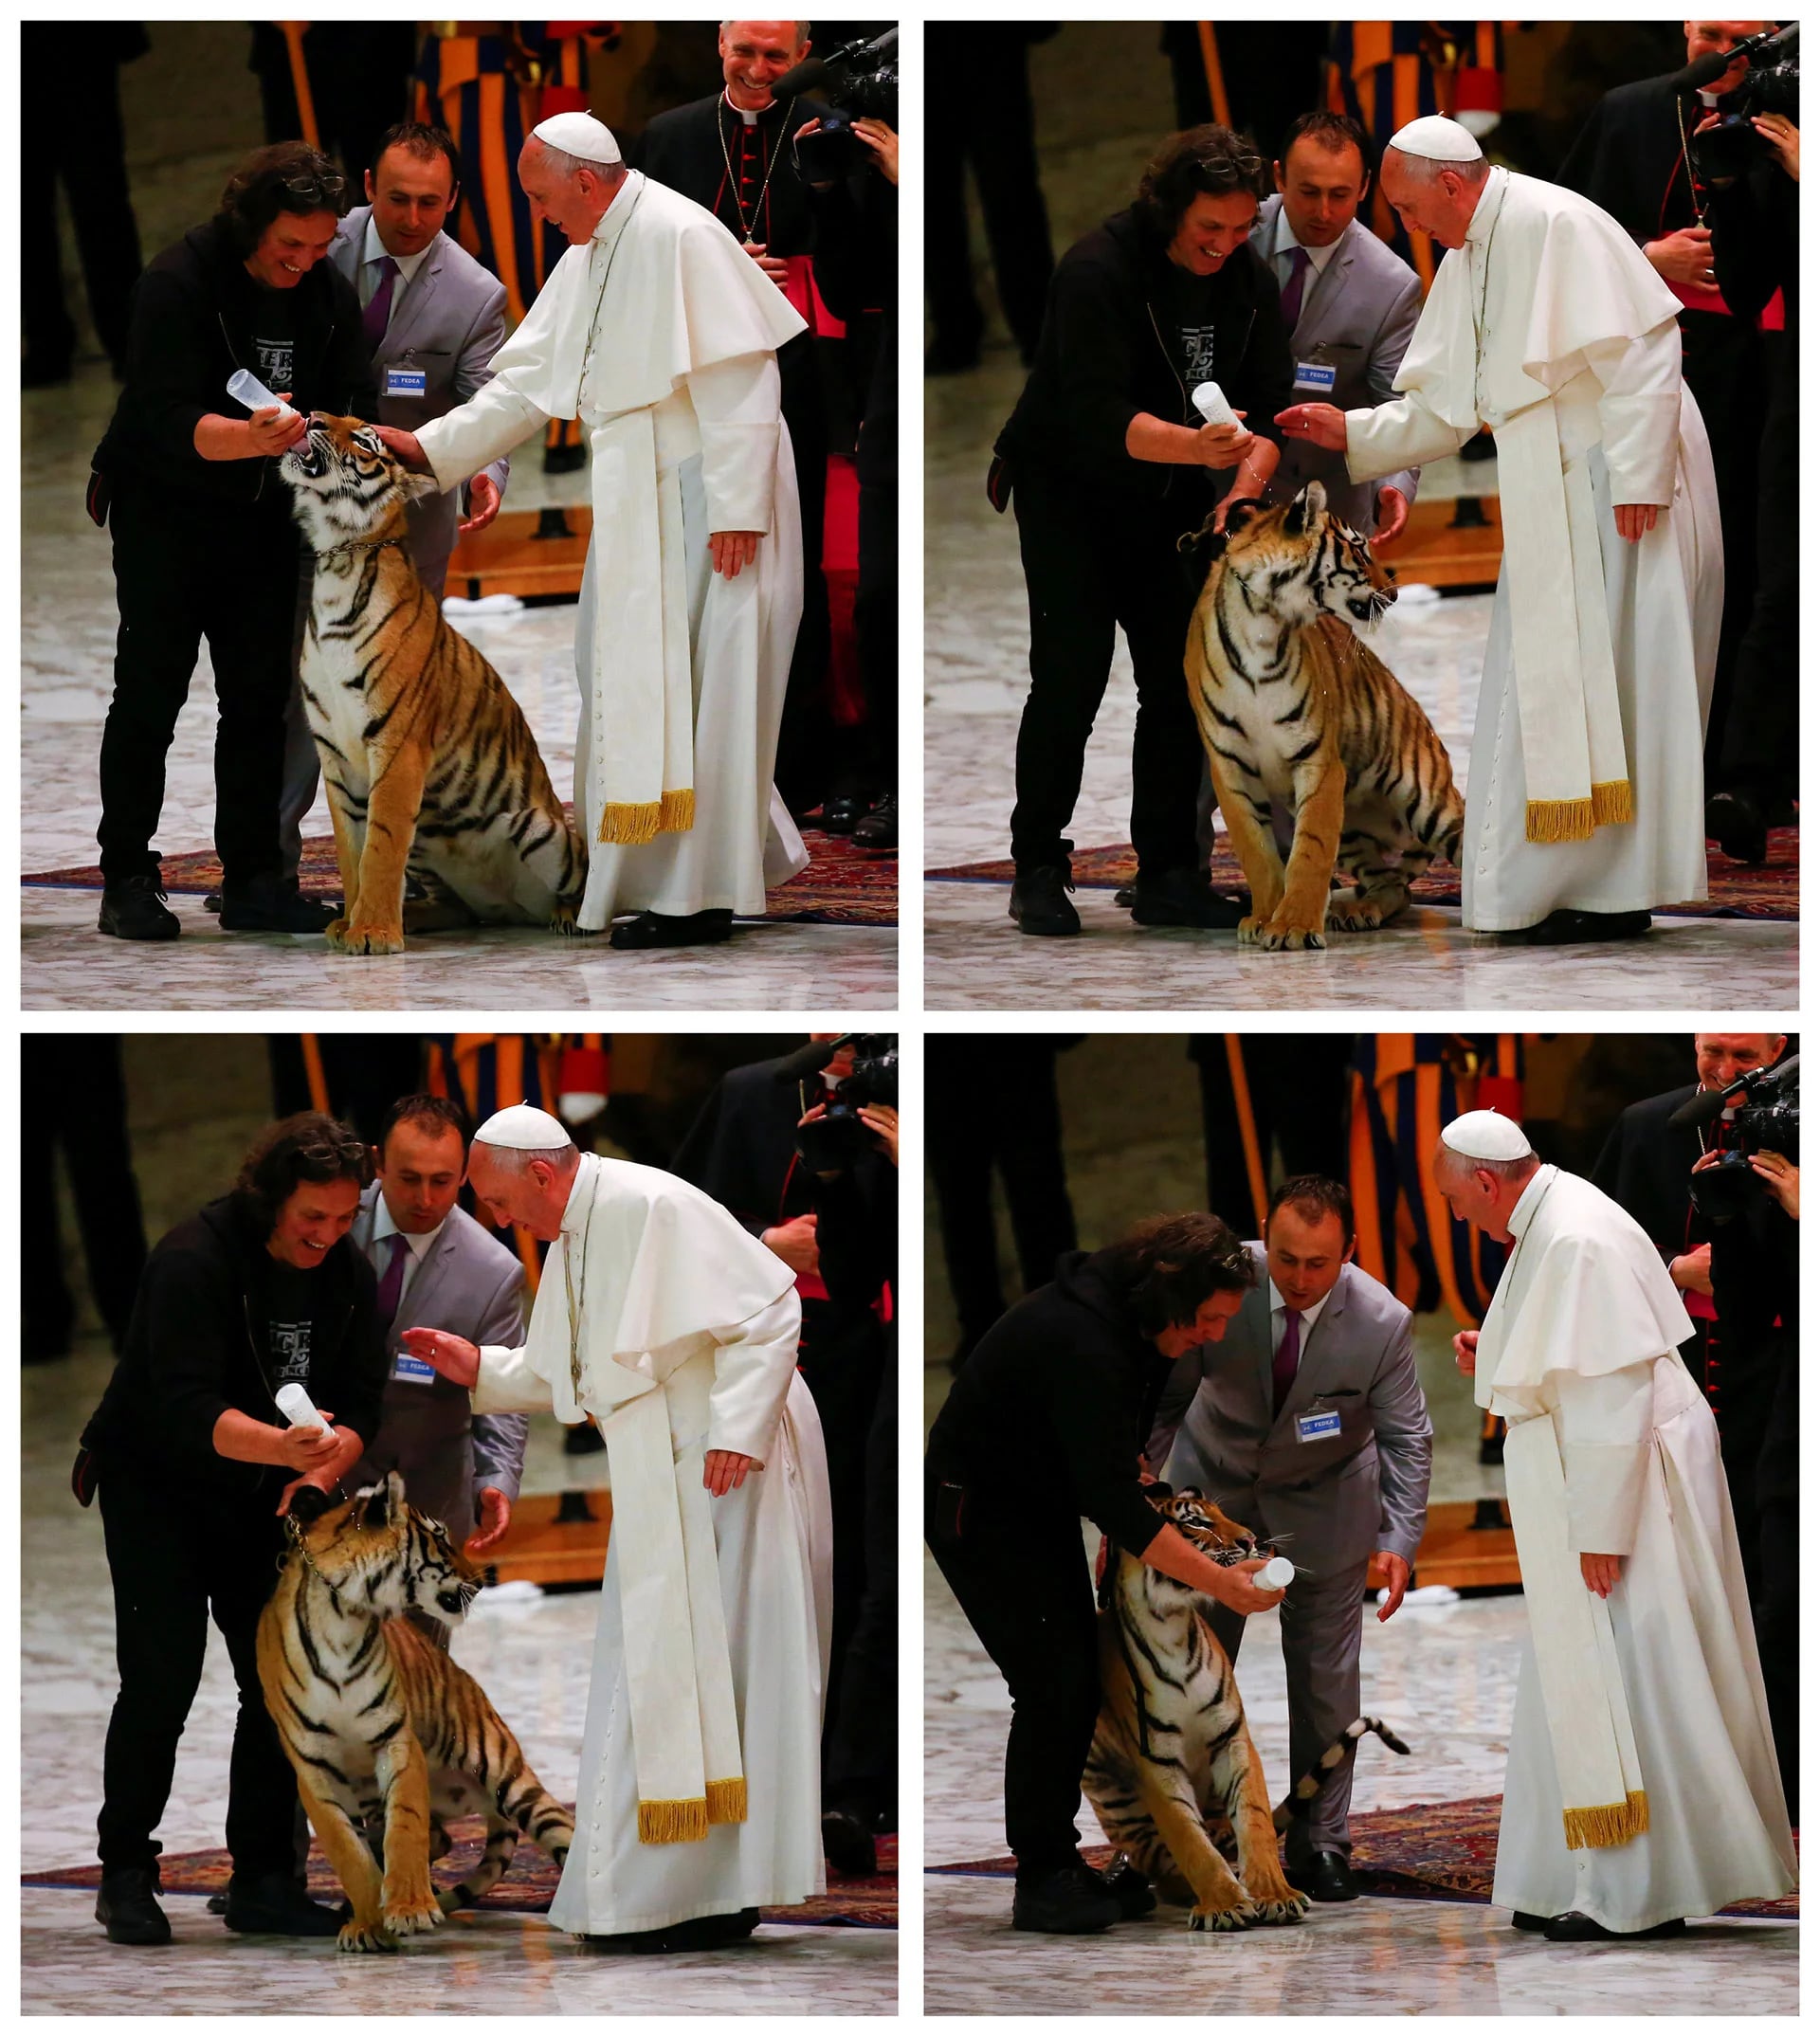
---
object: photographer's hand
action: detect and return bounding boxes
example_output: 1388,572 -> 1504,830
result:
762,1210 -> 821,1275
857,1102 -> 898,1166
1749,1152 -> 1799,1218
1754,113 -> 1799,180
794,117 -> 836,191
852,118 -> 899,186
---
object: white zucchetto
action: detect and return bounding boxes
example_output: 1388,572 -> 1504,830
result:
473,1103 -> 575,1151
1387,114 -> 1485,163
1440,1109 -> 1535,1162
532,112 -> 623,165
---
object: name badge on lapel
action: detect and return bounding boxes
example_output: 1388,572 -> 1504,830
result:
1292,360 -> 1337,395
1295,1407 -> 1342,1443
385,365 -> 428,399
392,1351 -> 437,1384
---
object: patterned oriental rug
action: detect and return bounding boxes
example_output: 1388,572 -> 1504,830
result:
930,1802 -> 1796,1922
927,828 -> 1798,923
22,819 -> 897,930
25,1827 -> 896,1931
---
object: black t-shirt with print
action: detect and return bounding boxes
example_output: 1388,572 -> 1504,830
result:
1158,264 -> 1223,401
247,286 -> 297,397
265,1262 -> 316,1392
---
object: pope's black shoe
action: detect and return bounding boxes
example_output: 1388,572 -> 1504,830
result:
1291,1850 -> 1358,1902
1010,860 -> 1080,936
98,871 -> 180,941
1011,1862 -> 1121,1935
221,1871 -> 343,1936
1510,1910 -> 1548,1933
1508,908 -> 1651,946
585,1907 -> 760,1953
217,873 -> 337,934
1101,1856 -> 1156,1918
1129,867 -> 1247,930
95,1867 -> 172,1945
1539,1910 -> 1686,1942
608,908 -> 736,951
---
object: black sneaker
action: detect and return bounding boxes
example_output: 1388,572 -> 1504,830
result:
1011,1862 -> 1121,1935
1130,867 -> 1246,930
1010,861 -> 1080,936
98,872 -> 180,941
1101,1856 -> 1156,1919
218,873 -> 337,934
852,792 -> 898,851
221,1871 -> 342,1937
95,1867 -> 172,1945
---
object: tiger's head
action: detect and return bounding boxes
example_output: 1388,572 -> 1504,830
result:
1213,480 -> 1397,632
281,411 -> 436,552
286,1470 -> 483,1627
1143,1483 -> 1264,1566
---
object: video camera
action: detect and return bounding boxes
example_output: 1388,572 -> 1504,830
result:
780,27 -> 899,183
774,1032 -> 900,1172
1670,1054 -> 1800,1223
1681,23 -> 1799,184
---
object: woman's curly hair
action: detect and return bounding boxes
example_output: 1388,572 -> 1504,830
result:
1090,1210 -> 1257,1337
1136,123 -> 1270,240
235,1113 -> 373,1233
214,139 -> 348,260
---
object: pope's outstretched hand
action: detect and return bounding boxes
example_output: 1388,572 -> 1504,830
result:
399,1326 -> 481,1389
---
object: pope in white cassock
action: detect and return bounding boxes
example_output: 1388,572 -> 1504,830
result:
400,1105 -> 832,1950
1436,1109 -> 1793,1941
1279,116 -> 1721,945
381,112 -> 809,952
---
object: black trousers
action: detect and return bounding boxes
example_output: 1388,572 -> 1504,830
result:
924,36 -> 1054,360
1010,476 -> 1205,876
854,477 -> 899,779
1718,327 -> 1798,805
1681,311 -> 1762,784
20,41 -> 140,373
1195,1036 -> 1355,1227
825,1334 -> 898,1822
96,1472 -> 300,1878
20,1035 -> 146,1355
927,1478 -> 1100,1875
1754,1354 -> 1797,1814
926,1038 -> 1076,1348
773,335 -> 835,812
99,480 -> 300,883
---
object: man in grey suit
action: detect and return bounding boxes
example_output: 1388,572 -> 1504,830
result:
1148,1174 -> 1431,1902
350,1093 -> 529,1613
1254,111 -> 1421,540
281,122 -> 512,872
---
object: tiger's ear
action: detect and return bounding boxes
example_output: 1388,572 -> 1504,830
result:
1284,480 -> 1328,535
361,1471 -> 406,1528
1222,497 -> 1266,538
288,1484 -> 337,1526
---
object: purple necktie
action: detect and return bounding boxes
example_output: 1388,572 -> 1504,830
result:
1271,1307 -> 1302,1416
1279,245 -> 1311,333
375,1231 -> 410,1328
362,255 -> 398,354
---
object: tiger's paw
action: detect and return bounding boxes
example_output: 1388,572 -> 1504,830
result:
1188,1900 -> 1256,1933
1327,900 -> 1386,933
381,1896 -> 444,1937
337,1919 -> 400,1954
549,904 -> 593,937
1237,917 -> 1266,946
1259,920 -> 1327,952
1247,1889 -> 1311,1925
330,920 -> 407,957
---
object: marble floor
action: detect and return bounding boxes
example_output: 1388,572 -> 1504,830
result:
21,366 -> 896,1013
22,1342 -> 897,2015
923,356 -> 1795,1012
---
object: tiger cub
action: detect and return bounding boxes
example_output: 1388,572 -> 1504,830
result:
256,1473 -> 575,1954
1185,480 -> 1464,952
1083,1485 -> 1409,1931
281,413 -> 586,956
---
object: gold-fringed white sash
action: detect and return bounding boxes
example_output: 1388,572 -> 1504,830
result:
1503,1411 -> 1647,1849
1494,402 -> 1633,843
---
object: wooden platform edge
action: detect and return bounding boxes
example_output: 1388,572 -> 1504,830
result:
1367,1497 -> 1520,1594
485,1487 -> 611,1588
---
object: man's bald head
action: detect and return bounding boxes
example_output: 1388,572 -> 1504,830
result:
1694,1032 -> 1786,1093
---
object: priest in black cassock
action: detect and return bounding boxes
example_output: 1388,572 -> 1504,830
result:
635,20 -> 835,820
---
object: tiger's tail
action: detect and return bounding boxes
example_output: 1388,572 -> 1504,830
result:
1271,1716 -> 1411,1832
438,1817 -> 520,1915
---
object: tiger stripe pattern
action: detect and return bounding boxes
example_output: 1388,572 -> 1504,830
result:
282,414 -> 586,956
1084,1486 -> 1410,1929
255,1472 -> 575,1954
1185,480 -> 1465,952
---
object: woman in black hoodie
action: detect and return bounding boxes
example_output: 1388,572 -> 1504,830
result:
926,1211 -> 1284,1934
80,1113 -> 386,1946
993,125 -> 1294,937
90,140 -> 371,942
